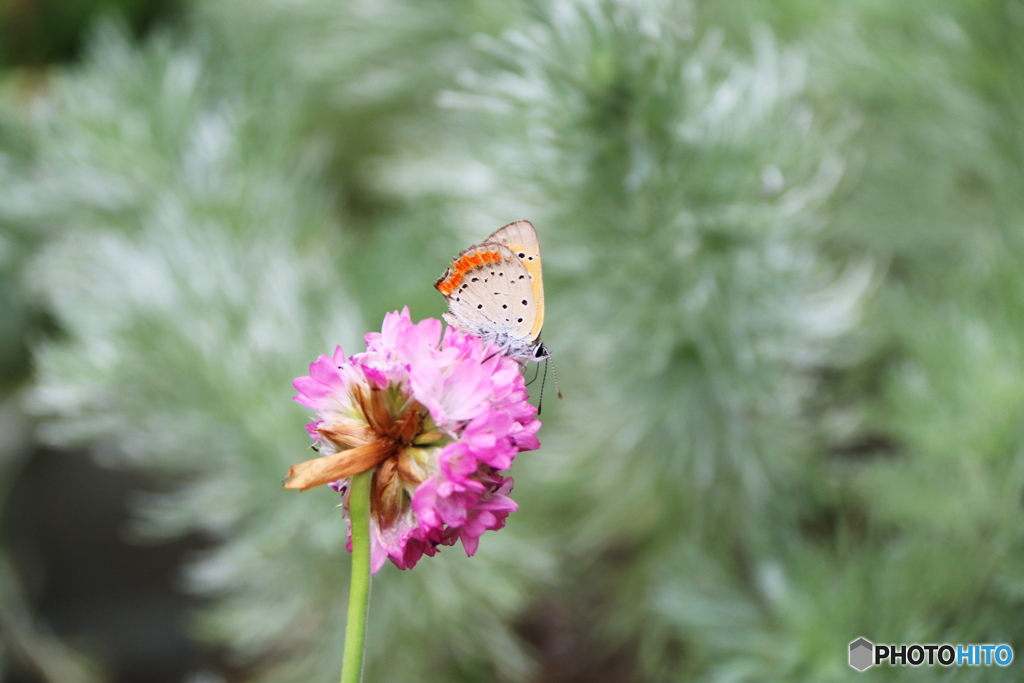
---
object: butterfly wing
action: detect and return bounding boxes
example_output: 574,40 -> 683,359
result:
482,220 -> 545,342
434,240 -> 540,361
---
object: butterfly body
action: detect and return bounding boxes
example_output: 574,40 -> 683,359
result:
435,220 -> 549,364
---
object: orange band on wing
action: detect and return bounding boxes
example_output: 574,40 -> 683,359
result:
435,273 -> 461,296
456,250 -> 501,273
435,249 -> 502,297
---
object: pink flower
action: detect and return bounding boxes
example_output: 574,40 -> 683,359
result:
286,308 -> 541,572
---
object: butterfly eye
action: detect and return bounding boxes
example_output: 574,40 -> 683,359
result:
534,343 -> 549,359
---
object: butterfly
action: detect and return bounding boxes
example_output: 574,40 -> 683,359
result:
434,220 -> 550,365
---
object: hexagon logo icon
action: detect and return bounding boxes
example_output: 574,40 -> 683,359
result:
849,637 -> 874,671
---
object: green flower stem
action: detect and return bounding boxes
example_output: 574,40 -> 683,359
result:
340,470 -> 372,683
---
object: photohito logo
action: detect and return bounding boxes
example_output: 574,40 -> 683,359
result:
849,637 -> 1013,671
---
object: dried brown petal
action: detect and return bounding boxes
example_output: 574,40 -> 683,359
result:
394,407 -> 424,443
371,457 -> 405,526
394,447 -> 426,487
284,438 -> 396,491
353,386 -> 392,436
317,421 -> 376,448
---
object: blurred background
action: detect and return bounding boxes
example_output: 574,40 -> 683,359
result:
2,0 -> 1024,680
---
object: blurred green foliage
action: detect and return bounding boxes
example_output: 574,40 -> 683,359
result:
3,0 -> 1024,681
0,0 -> 179,67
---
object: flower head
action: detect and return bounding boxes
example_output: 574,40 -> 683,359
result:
287,308 -> 540,572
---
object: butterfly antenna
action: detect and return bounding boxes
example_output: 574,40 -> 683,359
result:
549,354 -> 563,399
537,354 -> 564,414
537,359 -> 548,415
526,362 -> 541,387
